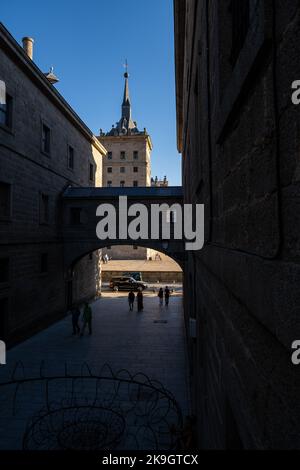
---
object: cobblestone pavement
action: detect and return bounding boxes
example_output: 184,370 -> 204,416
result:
0,291 -> 190,449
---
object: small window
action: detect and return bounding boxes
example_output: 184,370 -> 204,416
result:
120,167 -> 125,174
70,207 -> 82,225
42,123 -> 51,154
107,152 -> 113,160
120,181 -> 125,188
68,146 -> 74,169
107,181 -> 112,188
0,258 -> 9,283
39,193 -> 49,224
133,181 -> 138,187
133,151 -> 139,160
0,182 -> 11,219
0,94 -> 13,129
89,163 -> 94,182
107,167 -> 112,174
133,167 -> 138,173
40,253 -> 48,274
120,151 -> 126,160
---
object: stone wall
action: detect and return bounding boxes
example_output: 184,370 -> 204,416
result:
175,0 -> 300,449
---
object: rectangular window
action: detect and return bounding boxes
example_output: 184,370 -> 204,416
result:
120,167 -> 125,174
70,207 -> 82,226
42,123 -> 51,154
133,167 -> 138,173
0,182 -> 11,219
120,181 -> 125,188
40,253 -> 48,274
133,151 -> 139,160
107,181 -> 112,188
107,167 -> 112,173
107,152 -> 113,160
133,181 -> 138,187
120,151 -> 126,160
0,258 -> 9,283
230,0 -> 250,66
68,146 -> 74,169
0,94 -> 13,129
39,193 -> 49,224
89,163 -> 94,182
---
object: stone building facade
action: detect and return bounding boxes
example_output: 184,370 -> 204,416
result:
174,0 -> 300,449
98,72 -> 152,260
0,23 -> 106,346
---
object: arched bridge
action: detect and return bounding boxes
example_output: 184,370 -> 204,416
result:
62,186 -> 185,270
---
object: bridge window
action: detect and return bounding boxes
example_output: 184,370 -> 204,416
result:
133,181 -> 138,187
107,181 -> 112,187
68,146 -> 74,170
107,167 -> 112,174
40,253 -> 48,274
120,167 -> 126,174
41,123 -> 51,155
120,151 -> 126,160
133,151 -> 139,160
230,0 -> 250,66
89,163 -> 94,182
0,258 -> 9,283
39,193 -> 49,225
70,207 -> 82,226
0,182 -> 11,219
120,181 -> 125,188
107,152 -> 113,160
133,167 -> 138,173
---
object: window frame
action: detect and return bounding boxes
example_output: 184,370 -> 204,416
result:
0,181 -> 12,222
41,120 -> 52,156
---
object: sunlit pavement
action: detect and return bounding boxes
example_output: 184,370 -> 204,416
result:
0,289 -> 190,449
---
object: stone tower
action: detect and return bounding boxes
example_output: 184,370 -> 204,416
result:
98,70 -> 153,260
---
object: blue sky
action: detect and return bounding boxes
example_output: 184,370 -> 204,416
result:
1,0 -> 181,185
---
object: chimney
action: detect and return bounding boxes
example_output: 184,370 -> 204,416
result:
22,37 -> 34,60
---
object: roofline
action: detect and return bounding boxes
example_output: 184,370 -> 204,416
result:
0,22 -> 107,156
98,133 -> 153,151
173,0 -> 186,154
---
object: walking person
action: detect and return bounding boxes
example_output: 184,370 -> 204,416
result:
128,290 -> 135,311
71,304 -> 81,335
165,286 -> 170,307
137,289 -> 144,312
81,302 -> 92,336
158,288 -> 164,306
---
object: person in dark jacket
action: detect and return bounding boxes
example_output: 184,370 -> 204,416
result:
128,290 -> 135,311
158,288 -> 164,306
71,305 -> 81,335
80,302 -> 92,336
165,287 -> 170,307
137,289 -> 144,312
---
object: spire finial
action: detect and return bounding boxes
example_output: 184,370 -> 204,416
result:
123,59 -> 129,79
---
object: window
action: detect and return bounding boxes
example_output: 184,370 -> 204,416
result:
133,167 -> 138,173
230,0 -> 250,66
0,258 -> 9,283
39,193 -> 49,224
133,181 -> 138,187
107,181 -> 112,188
107,167 -> 112,173
42,123 -> 51,154
40,253 -> 48,274
133,151 -> 139,160
120,167 -> 125,174
120,181 -> 125,188
89,163 -> 94,182
70,207 -> 82,225
0,94 -> 13,129
0,182 -> 11,219
68,146 -> 74,169
107,152 -> 113,160
120,151 -> 126,160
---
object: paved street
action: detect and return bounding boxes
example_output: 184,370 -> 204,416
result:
0,290 -> 190,449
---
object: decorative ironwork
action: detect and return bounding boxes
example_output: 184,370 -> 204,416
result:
0,362 -> 183,451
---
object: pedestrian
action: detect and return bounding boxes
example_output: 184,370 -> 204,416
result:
81,302 -> 92,336
128,290 -> 135,311
158,288 -> 164,306
165,286 -> 170,307
137,289 -> 144,312
71,304 -> 81,335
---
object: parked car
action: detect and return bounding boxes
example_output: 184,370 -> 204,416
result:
109,277 -> 147,292
123,271 -> 143,282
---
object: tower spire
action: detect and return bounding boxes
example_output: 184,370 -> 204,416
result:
122,60 -> 131,121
